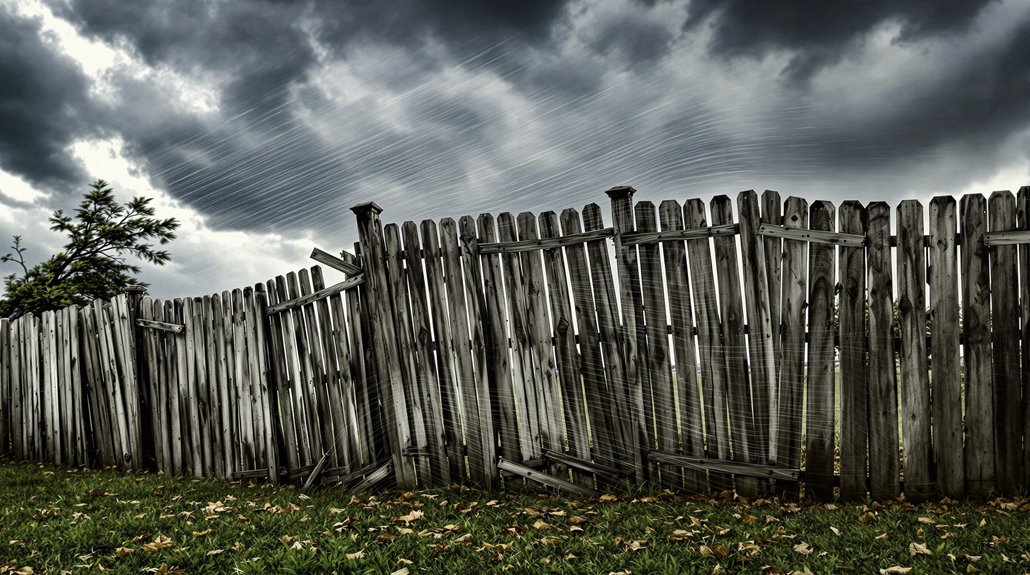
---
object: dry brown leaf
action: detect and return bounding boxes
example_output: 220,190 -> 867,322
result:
830,526 -> 841,536
394,510 -> 424,525
389,569 -> 409,575
141,535 -> 173,553
345,550 -> 365,561
879,567 -> 912,575
599,494 -> 618,502
917,517 -> 937,525
793,542 -> 813,556
533,519 -> 552,531
192,529 -> 212,538
909,542 -> 932,557
114,547 -> 133,557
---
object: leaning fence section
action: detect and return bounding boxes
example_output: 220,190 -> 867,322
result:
1,186 -> 1028,502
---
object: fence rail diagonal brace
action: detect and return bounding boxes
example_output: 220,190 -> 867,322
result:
135,318 -> 186,334
349,462 -> 393,493
311,247 -> 363,276
758,223 -> 866,247
647,451 -> 800,482
265,274 -> 365,314
542,449 -> 630,482
497,457 -> 596,496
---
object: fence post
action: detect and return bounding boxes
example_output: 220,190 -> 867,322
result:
606,185 -> 647,485
125,285 -> 154,470
351,202 -> 416,489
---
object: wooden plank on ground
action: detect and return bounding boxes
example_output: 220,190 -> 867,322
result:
562,207 -> 618,473
711,195 -> 756,497
403,221 -> 448,480
897,200 -> 932,500
684,199 -> 726,494
804,200 -> 836,501
988,190 -> 1022,494
459,215 -> 498,488
476,214 -> 520,465
634,202 -> 677,488
496,213 -> 541,463
866,202 -> 900,499
961,193 -> 995,497
737,190 -> 777,496
777,196 -> 807,500
539,211 -> 590,486
515,213 -> 564,469
606,187 -> 648,486
582,203 -> 636,477
838,201 -> 868,500
658,200 -> 705,493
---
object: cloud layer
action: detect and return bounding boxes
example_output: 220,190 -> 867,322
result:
0,0 -> 1027,296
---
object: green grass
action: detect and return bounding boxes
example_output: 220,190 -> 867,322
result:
1,460 -> 1027,574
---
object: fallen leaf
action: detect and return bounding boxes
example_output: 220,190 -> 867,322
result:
830,526 -> 841,536
389,569 -> 409,575
879,567 -> 912,574
345,550 -> 366,561
793,542 -> 813,556
114,547 -> 133,557
533,519 -> 552,531
909,542 -> 932,557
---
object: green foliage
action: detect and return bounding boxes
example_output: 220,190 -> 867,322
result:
0,179 -> 179,318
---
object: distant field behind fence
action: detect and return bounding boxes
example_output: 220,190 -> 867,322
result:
1,186 -> 1028,501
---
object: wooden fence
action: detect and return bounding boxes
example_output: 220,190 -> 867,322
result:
1,187 -> 1028,501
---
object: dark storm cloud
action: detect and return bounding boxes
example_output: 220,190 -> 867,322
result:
0,9 -> 93,193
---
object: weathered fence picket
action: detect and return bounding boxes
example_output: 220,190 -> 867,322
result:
1,187 -> 1028,501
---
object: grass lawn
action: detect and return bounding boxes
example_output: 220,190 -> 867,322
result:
1,460 -> 1027,574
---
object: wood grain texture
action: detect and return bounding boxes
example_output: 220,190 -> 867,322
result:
777,196 -> 807,499
960,193 -> 995,497
838,201 -> 868,500
897,200 -> 932,500
988,191 -> 1022,494
804,200 -> 836,500
1018,186 -> 1030,491
866,202 -> 899,499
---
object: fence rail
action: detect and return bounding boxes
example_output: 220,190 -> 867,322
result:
1,186 -> 1028,501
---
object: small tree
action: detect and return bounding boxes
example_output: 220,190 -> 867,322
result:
0,179 -> 180,318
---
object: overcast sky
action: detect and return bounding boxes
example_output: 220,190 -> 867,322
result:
0,0 -> 1027,299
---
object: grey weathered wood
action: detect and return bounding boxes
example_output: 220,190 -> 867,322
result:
344,257 -> 375,466
442,217 -> 489,485
496,213 -> 540,463
384,225 -> 431,483
777,196 -> 807,499
562,208 -> 615,473
287,272 -> 322,463
658,200 -> 705,493
648,450 -> 799,482
838,201 -> 868,500
299,269 -> 332,468
983,229 -> 1030,245
897,200 -> 932,500
231,289 -> 255,471
136,318 -> 185,334
309,270 -> 346,472
210,294 -> 235,477
711,195 -> 757,497
539,211 -> 590,485
477,214 -> 520,464
168,299 -> 186,474
311,247 -> 362,275
0,318 -> 7,458
684,198 -> 727,494
988,191 -> 1022,494
761,190 -> 783,377
459,215 -> 498,487
422,219 -> 464,480
326,290 -> 356,471
866,202 -> 900,499
403,221 -> 449,479
622,224 -> 739,246
249,287 -> 278,483
804,201 -> 836,500
582,203 -> 637,477
607,186 -> 648,485
634,202 -> 677,486
1018,186 -> 1030,491
960,193 -> 995,496
202,296 -> 223,477
192,297 -> 214,476
219,291 -> 240,475
930,196 -> 963,498
497,457 -> 596,496
478,226 -> 614,254
277,276 -> 311,466
265,275 -> 364,314
758,223 -> 866,246
515,213 -> 564,471
737,190 -> 777,496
